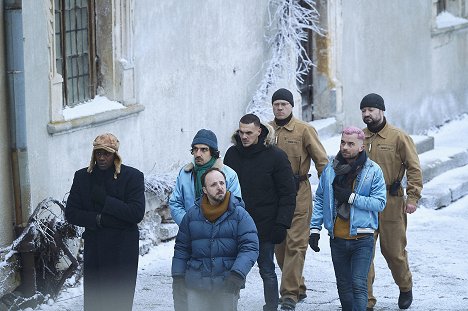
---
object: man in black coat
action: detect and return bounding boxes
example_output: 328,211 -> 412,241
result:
224,114 -> 296,311
66,133 -> 145,311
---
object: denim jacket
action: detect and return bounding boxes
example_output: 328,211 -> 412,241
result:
310,157 -> 386,238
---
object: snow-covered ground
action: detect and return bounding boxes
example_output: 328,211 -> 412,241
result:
32,115 -> 468,311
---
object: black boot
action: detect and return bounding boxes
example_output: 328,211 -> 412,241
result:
398,290 -> 413,309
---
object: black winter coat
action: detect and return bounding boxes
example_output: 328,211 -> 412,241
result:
224,123 -> 296,242
66,164 -> 145,311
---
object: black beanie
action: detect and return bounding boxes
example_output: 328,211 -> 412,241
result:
272,88 -> 294,107
360,93 -> 385,111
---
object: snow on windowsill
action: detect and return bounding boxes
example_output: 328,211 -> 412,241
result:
47,96 -> 144,135
434,11 -> 468,35
62,96 -> 126,121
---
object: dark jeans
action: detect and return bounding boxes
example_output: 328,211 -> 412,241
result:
258,241 -> 279,311
330,235 -> 374,311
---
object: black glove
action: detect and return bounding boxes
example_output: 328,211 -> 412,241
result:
223,271 -> 245,293
92,184 -> 107,206
271,224 -> 288,244
309,233 -> 320,252
98,213 -> 131,229
172,276 -> 187,311
333,183 -> 352,204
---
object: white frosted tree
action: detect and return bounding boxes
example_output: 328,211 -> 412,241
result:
246,0 -> 324,121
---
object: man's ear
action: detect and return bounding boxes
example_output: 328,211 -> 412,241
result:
202,187 -> 207,195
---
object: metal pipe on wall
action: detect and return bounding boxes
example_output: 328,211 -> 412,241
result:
4,0 -> 36,297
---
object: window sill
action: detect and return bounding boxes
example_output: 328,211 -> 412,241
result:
432,21 -> 468,37
47,104 -> 145,135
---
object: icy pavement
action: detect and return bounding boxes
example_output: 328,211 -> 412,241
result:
34,195 -> 468,311
33,114 -> 468,311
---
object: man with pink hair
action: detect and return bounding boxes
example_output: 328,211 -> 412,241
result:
309,126 -> 386,311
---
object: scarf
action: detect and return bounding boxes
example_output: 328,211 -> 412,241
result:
274,113 -> 293,127
193,157 -> 217,199
332,151 -> 367,219
201,191 -> 230,223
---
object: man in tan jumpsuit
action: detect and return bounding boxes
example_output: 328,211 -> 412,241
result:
270,88 -> 328,310
360,93 -> 423,310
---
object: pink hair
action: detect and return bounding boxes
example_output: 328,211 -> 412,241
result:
342,126 -> 365,140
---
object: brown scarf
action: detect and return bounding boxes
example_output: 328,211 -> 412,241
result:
201,192 -> 231,223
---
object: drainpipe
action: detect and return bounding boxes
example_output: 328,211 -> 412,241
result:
4,0 -> 36,297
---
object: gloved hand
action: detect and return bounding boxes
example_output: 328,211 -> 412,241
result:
172,276 -> 187,311
223,271 -> 245,293
333,183 -> 352,204
271,224 -> 288,244
98,213 -> 131,229
92,184 -> 107,207
309,232 -> 320,252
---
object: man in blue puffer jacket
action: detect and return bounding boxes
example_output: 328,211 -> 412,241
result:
172,168 -> 259,311
309,126 -> 386,311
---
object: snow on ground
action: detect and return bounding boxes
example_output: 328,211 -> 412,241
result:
34,115 -> 468,311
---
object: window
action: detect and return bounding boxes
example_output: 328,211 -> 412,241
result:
48,0 -> 142,133
437,0 -> 447,14
435,0 -> 468,18
55,0 -> 97,107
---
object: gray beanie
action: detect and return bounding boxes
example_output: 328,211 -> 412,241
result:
191,129 -> 218,150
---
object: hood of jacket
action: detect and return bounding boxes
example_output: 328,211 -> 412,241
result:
230,122 -> 276,148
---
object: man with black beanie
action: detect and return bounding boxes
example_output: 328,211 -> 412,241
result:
269,88 -> 328,310
360,93 -> 423,310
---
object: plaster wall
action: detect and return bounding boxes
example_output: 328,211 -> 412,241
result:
16,1 -> 270,214
321,0 -> 468,134
338,0 -> 435,134
134,0 -> 271,171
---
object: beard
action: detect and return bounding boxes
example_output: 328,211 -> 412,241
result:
210,192 -> 226,204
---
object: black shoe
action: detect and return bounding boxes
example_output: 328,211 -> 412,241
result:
398,290 -> 413,309
281,298 -> 296,310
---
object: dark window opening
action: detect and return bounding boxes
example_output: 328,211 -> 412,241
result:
437,0 -> 447,15
55,0 -> 97,108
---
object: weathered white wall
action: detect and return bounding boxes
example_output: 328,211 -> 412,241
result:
134,0 -> 271,171
331,0 -> 468,134
16,1 -> 271,216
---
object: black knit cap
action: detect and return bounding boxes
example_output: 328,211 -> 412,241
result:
360,93 -> 385,111
272,88 -> 294,107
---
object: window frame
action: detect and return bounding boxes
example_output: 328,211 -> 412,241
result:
47,0 -> 142,134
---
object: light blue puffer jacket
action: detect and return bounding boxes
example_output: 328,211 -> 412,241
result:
169,158 -> 242,225
310,157 -> 386,238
